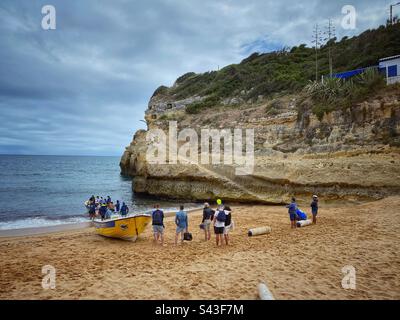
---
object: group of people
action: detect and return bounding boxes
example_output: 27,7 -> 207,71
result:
88,194 -> 319,239
286,195 -> 319,228
86,195 -> 129,220
150,199 -> 233,246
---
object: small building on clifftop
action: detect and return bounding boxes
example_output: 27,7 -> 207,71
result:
379,55 -> 400,85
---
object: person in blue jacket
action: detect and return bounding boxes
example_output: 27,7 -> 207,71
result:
120,202 -> 129,216
286,197 -> 298,229
175,205 -> 188,245
115,200 -> 121,213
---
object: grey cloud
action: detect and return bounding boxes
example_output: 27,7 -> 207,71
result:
0,0 -> 388,155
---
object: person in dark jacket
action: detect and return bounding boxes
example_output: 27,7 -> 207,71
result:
201,203 -> 214,241
88,203 -> 96,220
223,205 -> 233,245
152,204 -> 165,246
120,202 -> 129,216
311,195 -> 319,224
286,198 -> 298,229
115,200 -> 121,213
99,203 -> 107,221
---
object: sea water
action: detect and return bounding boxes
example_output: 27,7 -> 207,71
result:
0,155 -> 199,230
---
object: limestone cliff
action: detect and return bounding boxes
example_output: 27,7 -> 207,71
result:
120,83 -> 400,204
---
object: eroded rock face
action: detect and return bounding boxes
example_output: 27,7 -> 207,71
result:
121,91 -> 400,203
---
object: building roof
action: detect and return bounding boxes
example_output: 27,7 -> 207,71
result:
379,54 -> 400,62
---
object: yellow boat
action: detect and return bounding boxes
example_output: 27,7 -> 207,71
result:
93,214 -> 151,241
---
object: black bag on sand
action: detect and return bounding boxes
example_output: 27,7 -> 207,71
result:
183,232 -> 193,241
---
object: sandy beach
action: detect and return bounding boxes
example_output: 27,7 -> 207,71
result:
0,197 -> 399,300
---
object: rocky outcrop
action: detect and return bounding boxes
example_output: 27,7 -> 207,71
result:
121,87 -> 400,204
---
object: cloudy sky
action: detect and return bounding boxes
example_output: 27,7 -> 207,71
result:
0,0 -> 391,156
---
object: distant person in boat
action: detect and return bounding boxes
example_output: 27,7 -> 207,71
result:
152,204 -> 165,246
286,198 -> 298,229
120,202 -> 129,216
107,196 -> 112,204
115,200 -> 121,213
175,205 -> 188,245
223,205 -> 233,245
89,195 -> 95,204
105,208 -> 112,220
108,202 -> 115,212
201,203 -> 214,241
99,203 -> 107,221
213,202 -> 226,246
311,195 -> 319,224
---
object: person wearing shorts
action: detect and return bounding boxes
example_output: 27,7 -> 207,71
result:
223,205 -> 232,245
286,198 -> 298,229
214,205 -> 226,246
175,205 -> 188,245
152,204 -> 165,245
202,203 -> 214,241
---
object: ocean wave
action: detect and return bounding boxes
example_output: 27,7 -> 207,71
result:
0,216 -> 89,230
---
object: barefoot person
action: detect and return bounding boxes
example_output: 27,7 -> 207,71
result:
175,205 -> 188,245
152,204 -> 165,246
201,203 -> 214,241
311,195 -> 319,224
223,205 -> 232,245
286,198 -> 298,229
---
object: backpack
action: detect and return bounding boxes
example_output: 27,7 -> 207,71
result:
183,232 -> 192,241
216,210 -> 226,222
152,210 -> 163,225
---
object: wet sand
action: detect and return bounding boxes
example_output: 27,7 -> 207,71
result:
0,197 -> 399,300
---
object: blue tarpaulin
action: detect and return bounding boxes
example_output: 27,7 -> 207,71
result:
329,66 -> 382,80
332,68 -> 366,79
296,209 -> 307,221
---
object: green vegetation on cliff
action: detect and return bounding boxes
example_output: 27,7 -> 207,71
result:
304,68 -> 386,120
154,24 -> 400,115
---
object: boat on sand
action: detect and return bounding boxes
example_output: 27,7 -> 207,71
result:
93,214 -> 151,241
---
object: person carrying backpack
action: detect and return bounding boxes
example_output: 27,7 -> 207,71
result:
175,205 -> 188,245
213,204 -> 226,246
152,204 -> 165,246
201,203 -> 214,241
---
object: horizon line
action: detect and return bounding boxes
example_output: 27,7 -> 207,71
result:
0,153 -> 121,157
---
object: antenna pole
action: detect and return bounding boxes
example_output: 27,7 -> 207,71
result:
390,2 -> 400,25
